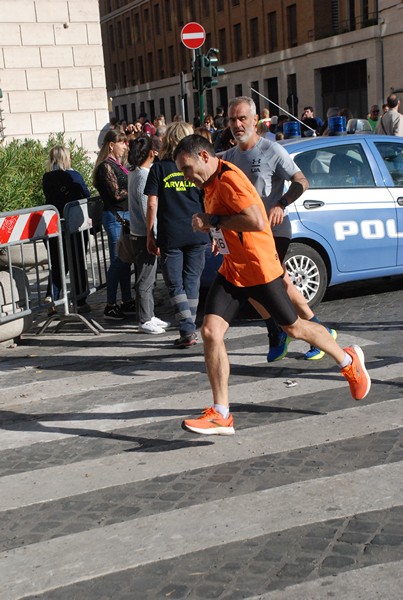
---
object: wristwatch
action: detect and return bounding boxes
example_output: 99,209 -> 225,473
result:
277,196 -> 288,209
210,214 -> 221,228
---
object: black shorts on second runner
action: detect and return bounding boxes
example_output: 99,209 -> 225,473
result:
204,273 -> 298,327
274,236 -> 290,264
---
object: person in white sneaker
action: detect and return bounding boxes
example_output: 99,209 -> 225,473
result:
140,316 -> 171,334
128,136 -> 171,335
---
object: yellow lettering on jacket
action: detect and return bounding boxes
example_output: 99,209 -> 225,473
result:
163,173 -> 196,190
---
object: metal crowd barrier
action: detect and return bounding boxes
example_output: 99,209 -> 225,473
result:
0,205 -> 68,339
0,198 -> 113,341
37,196 -> 108,336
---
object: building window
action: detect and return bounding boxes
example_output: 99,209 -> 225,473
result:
265,77 -> 279,116
268,12 -> 277,52
168,46 -> 175,77
158,49 -> 164,78
117,21 -> 123,48
154,4 -> 161,35
250,17 -> 259,57
147,100 -> 155,121
140,101 -> 145,115
205,32 -> 212,51
144,9 -> 150,40
218,87 -> 228,110
189,0 -> 197,21
134,13 -> 141,42
165,0 -> 172,31
170,95 -> 176,121
176,0 -> 184,25
233,23 -> 242,60
235,84 -> 242,96
287,4 -> 298,47
202,0 -> 210,17
129,58 -> 135,85
122,104 -> 128,123
121,61 -> 127,88
251,81 -> 260,114
218,29 -> 227,63
217,0 -> 224,11
232,0 -> 240,5
138,56 -> 145,84
349,0 -> 356,31
147,52 -> 154,81
131,102 -> 136,121
287,73 -> 298,116
109,24 -> 115,52
112,63 -> 118,88
126,17 -> 132,45
159,98 -> 166,118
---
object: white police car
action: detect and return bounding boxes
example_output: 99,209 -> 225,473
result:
201,134 -> 403,307
283,133 -> 403,305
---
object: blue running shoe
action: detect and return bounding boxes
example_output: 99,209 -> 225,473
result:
304,328 -> 337,360
267,331 -> 291,363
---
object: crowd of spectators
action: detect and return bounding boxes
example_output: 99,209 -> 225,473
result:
46,93 -> 402,338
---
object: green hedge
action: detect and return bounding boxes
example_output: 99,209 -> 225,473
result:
0,133 -> 96,213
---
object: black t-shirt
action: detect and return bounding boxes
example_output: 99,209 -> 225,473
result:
144,159 -> 209,249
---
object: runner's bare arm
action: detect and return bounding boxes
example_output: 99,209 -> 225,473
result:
268,170 -> 309,226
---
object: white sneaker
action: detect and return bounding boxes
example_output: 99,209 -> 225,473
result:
140,320 -> 165,334
151,316 -> 171,329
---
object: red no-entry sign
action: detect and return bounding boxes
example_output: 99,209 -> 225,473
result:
181,22 -> 206,50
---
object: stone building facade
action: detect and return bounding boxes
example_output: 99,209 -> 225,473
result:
0,0 -> 109,156
99,0 -> 403,125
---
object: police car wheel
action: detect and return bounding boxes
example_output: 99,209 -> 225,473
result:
285,243 -> 328,308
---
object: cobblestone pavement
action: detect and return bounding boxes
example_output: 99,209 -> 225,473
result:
0,275 -> 402,599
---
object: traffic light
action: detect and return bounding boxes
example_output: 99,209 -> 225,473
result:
200,49 -> 225,90
207,49 -> 225,88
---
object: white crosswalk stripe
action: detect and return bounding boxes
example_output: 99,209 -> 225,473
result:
2,463 -> 402,600
1,398 -> 402,511
246,560 -> 403,600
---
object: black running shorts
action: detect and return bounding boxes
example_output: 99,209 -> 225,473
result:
204,273 -> 298,327
274,236 -> 290,264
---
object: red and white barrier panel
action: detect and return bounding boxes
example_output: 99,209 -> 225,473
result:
0,209 -> 59,245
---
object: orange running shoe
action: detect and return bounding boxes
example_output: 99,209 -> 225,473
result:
341,345 -> 371,400
182,407 -> 235,435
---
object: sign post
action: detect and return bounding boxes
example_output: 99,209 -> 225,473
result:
181,22 -> 206,125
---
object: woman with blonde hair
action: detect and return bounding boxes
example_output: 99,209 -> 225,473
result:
194,127 -> 212,143
145,122 -> 209,348
42,145 -> 90,313
93,130 -> 135,320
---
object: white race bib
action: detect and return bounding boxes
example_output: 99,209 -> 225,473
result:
210,228 -> 230,254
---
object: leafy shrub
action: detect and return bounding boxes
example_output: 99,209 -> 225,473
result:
0,133 -> 96,213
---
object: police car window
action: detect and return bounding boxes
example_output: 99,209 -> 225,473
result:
374,142 -> 403,186
294,144 -> 374,188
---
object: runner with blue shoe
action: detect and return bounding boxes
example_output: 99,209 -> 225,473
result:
223,96 -> 335,363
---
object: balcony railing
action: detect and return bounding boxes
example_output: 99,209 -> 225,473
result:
308,12 -> 379,41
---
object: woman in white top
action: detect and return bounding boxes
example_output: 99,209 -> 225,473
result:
128,136 -> 169,334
